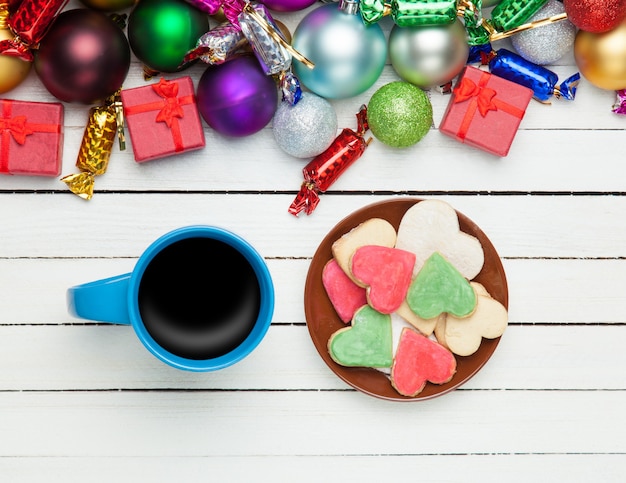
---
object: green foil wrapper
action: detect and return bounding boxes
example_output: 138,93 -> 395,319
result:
490,0 -> 548,32
392,0 -> 457,27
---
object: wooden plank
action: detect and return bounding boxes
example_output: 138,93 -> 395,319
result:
1,454 -> 623,483
0,325 -> 622,391
0,391 -> 623,457
2,195 -> 626,259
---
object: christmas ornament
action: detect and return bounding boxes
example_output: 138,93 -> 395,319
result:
0,4 -> 31,94
488,48 -> 579,102
489,0 -> 548,33
259,0 -> 316,12
291,1 -> 386,99
563,0 -> 626,33
289,106 -> 371,216
196,55 -> 278,137
389,19 -> 469,88
273,92 -> 338,158
0,0 -> 68,61
128,0 -> 208,73
574,21 -> 626,91
34,8 -> 130,103
367,82 -> 433,148
511,0 -> 575,65
79,0 -> 137,10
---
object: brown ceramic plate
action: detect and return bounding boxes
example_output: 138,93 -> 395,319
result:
304,198 -> 508,401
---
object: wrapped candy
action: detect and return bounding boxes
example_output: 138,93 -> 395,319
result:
361,0 -> 458,27
181,22 -> 247,67
0,0 -> 68,61
289,105 -> 371,216
489,0 -> 548,33
61,93 -> 123,200
487,48 -> 580,103
612,90 -> 626,115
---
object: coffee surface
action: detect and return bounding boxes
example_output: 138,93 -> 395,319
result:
138,237 -> 261,360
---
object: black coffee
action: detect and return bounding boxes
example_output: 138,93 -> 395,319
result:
138,237 -> 261,360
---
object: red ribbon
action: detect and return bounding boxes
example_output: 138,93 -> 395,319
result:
123,78 -> 195,153
0,100 -> 60,173
453,72 -> 525,141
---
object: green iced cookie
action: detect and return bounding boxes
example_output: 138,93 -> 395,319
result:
328,305 -> 393,368
406,252 -> 476,319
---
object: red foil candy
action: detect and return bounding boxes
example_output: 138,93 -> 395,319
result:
289,105 -> 371,217
0,0 -> 69,61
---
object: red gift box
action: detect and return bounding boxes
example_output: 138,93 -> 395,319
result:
121,77 -> 206,163
0,99 -> 64,176
439,66 -> 533,157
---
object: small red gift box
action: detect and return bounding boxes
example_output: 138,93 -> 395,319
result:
439,66 -> 533,157
121,77 -> 206,163
0,99 -> 64,176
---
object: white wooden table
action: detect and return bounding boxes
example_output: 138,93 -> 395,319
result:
1,1 -> 625,480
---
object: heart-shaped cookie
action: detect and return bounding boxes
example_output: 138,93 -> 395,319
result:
435,282 -> 508,356
406,251 -> 476,319
395,199 -> 484,280
351,245 -> 416,314
322,259 -> 368,323
328,305 -> 393,368
331,218 -> 397,285
391,327 -> 457,397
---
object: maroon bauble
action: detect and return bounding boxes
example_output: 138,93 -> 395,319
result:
563,0 -> 626,33
34,8 -> 131,103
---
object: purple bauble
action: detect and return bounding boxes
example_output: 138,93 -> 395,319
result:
34,9 -> 130,104
196,56 -> 278,137
259,0 -> 316,12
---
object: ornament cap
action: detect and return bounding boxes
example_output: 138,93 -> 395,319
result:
339,0 -> 359,15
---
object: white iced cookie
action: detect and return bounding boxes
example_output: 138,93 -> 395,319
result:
395,200 -> 485,280
331,218 -> 397,285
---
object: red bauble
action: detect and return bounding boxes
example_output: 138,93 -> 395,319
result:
563,0 -> 626,33
34,8 -> 131,103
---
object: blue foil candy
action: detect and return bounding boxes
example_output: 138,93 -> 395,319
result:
488,48 -> 579,102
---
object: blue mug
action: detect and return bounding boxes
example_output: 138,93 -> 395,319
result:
67,226 -> 275,371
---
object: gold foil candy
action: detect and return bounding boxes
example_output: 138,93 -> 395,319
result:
61,94 -> 121,200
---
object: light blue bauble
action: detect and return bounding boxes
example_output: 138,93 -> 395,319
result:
291,3 -> 387,99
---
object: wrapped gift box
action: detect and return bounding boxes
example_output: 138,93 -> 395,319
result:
0,99 -> 64,176
121,77 -> 206,163
439,65 -> 533,157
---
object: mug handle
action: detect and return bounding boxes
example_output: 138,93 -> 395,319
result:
66,274 -> 132,325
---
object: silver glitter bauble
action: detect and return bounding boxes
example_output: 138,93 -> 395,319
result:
511,0 -> 576,65
389,19 -> 469,88
273,92 -> 338,158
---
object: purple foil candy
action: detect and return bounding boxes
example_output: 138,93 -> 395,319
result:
612,89 -> 626,115
184,0 -> 222,15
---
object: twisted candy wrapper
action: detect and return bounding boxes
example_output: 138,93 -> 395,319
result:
487,49 -> 579,103
289,105 -> 371,217
612,90 -> 626,115
0,0 -> 69,61
61,94 -> 123,200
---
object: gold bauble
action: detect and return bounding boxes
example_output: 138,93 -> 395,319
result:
574,20 -> 626,90
0,28 -> 32,94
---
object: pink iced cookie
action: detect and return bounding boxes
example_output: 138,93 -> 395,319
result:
351,245 -> 416,314
391,328 -> 457,397
322,259 -> 368,323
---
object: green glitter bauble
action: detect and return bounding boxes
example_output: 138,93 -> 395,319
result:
128,0 -> 208,73
367,82 -> 433,148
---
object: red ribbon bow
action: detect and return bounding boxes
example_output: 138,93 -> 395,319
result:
0,115 -> 34,144
153,78 -> 185,128
124,78 -> 196,154
453,77 -> 498,117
